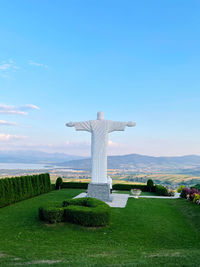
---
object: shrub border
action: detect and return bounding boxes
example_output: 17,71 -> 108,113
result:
0,173 -> 51,208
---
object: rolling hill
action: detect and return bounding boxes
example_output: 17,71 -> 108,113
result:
58,154 -> 200,174
0,150 -> 85,164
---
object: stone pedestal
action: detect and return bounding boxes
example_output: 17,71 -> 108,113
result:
87,183 -> 112,202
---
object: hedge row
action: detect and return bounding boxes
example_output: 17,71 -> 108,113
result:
0,173 -> 51,208
112,183 -> 169,196
61,182 -> 152,191
59,182 -> 168,196
112,183 -> 155,192
39,197 -> 111,227
61,182 -> 89,189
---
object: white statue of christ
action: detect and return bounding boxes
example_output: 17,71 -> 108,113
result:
66,112 -> 136,184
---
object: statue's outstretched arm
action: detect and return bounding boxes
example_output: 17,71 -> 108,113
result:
66,121 -> 76,127
126,121 -> 136,127
109,121 -> 136,133
66,121 -> 91,132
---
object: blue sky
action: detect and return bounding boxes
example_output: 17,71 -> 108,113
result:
0,0 -> 200,156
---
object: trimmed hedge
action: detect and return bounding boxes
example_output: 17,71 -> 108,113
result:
113,183 -> 169,196
61,182 -> 89,189
39,206 -> 64,223
113,183 -> 152,192
63,198 -> 110,227
39,197 -> 111,227
155,185 -> 168,196
0,173 -> 51,208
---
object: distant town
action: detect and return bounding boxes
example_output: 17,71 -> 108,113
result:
1,166 -> 200,189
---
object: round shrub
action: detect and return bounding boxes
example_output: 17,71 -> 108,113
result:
155,185 -> 168,196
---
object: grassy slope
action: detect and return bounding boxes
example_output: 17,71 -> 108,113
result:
0,189 -> 200,267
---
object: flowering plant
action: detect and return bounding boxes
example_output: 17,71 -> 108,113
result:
193,193 -> 200,204
181,187 -> 200,205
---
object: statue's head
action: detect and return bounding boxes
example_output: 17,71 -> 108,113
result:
97,111 -> 104,120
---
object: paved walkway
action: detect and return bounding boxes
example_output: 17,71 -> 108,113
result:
74,193 -> 129,208
137,192 -> 180,199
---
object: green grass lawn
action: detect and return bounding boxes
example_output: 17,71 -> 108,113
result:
0,189 -> 200,267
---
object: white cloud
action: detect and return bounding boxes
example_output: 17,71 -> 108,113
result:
20,104 -> 40,110
0,120 -> 17,126
0,59 -> 19,78
0,110 -> 27,115
29,60 -> 48,68
0,104 -> 39,115
0,133 -> 27,141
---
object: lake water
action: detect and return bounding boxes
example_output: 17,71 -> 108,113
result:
0,163 -> 51,170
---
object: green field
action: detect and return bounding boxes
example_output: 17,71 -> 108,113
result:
0,189 -> 200,267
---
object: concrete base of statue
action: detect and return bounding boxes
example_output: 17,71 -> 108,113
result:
87,183 -> 112,202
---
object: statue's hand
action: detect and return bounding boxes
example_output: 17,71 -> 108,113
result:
127,121 -> 136,127
66,121 -> 75,127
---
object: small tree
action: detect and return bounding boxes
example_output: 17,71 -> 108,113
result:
177,185 -> 185,193
56,177 -> 63,190
147,179 -> 154,192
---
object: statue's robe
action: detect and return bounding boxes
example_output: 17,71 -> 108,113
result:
74,120 -> 127,183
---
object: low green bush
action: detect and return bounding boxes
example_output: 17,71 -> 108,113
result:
61,182 -> 89,189
39,197 -> 111,227
155,185 -> 168,196
39,206 -> 64,223
65,205 -> 110,227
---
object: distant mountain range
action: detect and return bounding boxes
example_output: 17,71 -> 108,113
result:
1,151 -> 200,174
0,150 -> 85,164
58,154 -> 200,174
